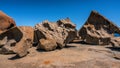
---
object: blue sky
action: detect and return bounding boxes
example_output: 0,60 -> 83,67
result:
0,0 -> 120,29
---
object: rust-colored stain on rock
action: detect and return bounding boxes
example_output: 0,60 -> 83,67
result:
43,60 -> 51,65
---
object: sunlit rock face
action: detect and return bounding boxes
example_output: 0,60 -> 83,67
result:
79,11 -> 120,46
34,18 -> 77,51
0,26 -> 34,57
0,11 -> 16,33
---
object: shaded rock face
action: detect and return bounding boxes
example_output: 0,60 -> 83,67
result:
34,18 -> 77,51
0,11 -> 16,33
79,11 -> 120,46
13,26 -> 34,57
0,26 -> 34,57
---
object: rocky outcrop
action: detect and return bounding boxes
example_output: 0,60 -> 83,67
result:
34,18 -> 77,51
0,16 -> 77,57
79,11 -> 120,46
0,11 -> 16,33
0,26 -> 34,57
0,18 -> 77,57
1,10 -> 120,60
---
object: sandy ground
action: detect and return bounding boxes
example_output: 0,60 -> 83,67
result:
0,43 -> 120,68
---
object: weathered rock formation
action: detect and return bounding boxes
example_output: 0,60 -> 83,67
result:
79,11 -> 120,46
0,11 -> 16,33
1,10 -> 120,60
0,12 -> 77,57
34,18 -> 77,51
0,26 -> 34,57
0,16 -> 77,57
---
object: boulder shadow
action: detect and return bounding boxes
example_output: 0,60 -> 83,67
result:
8,52 -> 29,60
106,47 -> 120,52
36,44 -> 77,52
70,40 -> 90,45
64,45 -> 76,48
36,49 -> 48,52
8,55 -> 21,60
113,56 -> 120,60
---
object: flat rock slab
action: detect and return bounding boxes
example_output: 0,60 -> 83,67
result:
0,43 -> 120,68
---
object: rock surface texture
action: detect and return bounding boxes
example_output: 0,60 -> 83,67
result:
0,12 -> 77,57
0,26 -> 34,57
79,11 -> 120,46
0,11 -> 16,33
34,18 -> 77,51
0,43 -> 120,68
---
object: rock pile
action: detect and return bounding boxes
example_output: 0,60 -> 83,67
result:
0,10 -> 120,58
0,11 -> 77,57
34,18 -> 77,51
